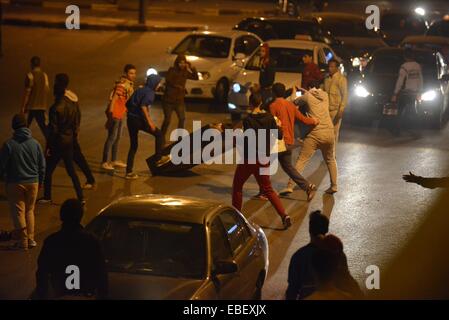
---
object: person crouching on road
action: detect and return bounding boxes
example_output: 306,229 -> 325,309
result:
125,74 -> 171,180
232,92 -> 292,230
161,54 -> 198,145
0,114 -> 45,250
101,64 -> 136,172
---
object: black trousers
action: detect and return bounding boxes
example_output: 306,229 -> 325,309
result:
44,142 -> 83,201
161,101 -> 186,145
126,116 -> 163,174
27,110 -> 47,138
73,139 -> 95,185
394,92 -> 417,134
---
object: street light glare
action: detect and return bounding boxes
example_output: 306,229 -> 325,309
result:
415,7 -> 426,16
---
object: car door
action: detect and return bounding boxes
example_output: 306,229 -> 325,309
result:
217,210 -> 258,299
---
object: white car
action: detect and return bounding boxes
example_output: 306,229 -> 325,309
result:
147,30 -> 262,104
227,39 -> 342,117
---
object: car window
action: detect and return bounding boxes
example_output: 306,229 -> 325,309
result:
234,36 -> 261,57
322,18 -> 380,38
323,47 -> 334,63
172,35 -> 231,58
382,14 -> 427,34
209,217 -> 233,264
427,21 -> 449,37
246,47 -> 314,73
86,217 -> 207,279
318,48 -> 327,65
218,210 -> 251,255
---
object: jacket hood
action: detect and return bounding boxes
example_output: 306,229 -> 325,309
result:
146,74 -> 162,90
64,90 -> 78,102
13,127 -> 32,142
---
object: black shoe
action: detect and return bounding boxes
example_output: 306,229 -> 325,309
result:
306,184 -> 317,201
282,215 -> 292,230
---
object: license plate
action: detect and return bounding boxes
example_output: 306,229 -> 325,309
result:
383,103 -> 398,116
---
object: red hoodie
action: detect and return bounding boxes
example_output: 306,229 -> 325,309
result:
269,98 -> 318,145
302,62 -> 324,90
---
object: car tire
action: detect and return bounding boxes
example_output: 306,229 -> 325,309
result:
430,110 -> 444,130
252,272 -> 265,300
215,78 -> 229,106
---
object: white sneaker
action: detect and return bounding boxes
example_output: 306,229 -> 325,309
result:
28,239 -> 37,248
126,172 -> 139,180
112,160 -> 127,168
102,162 -> 115,171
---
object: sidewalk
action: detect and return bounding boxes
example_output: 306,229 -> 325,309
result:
4,0 -> 279,16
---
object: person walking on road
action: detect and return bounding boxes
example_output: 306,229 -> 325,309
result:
34,199 -> 108,299
391,49 -> 423,136
101,64 -> 136,172
161,54 -> 198,145
125,74 -> 171,179
284,81 -> 338,195
232,92 -> 292,230
324,59 -> 348,146
38,74 -> 86,204
0,114 -> 45,250
21,56 -> 50,139
286,210 -> 329,300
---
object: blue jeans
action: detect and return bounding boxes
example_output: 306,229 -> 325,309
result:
102,118 -> 123,163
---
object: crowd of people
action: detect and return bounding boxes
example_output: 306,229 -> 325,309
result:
0,41 -> 359,299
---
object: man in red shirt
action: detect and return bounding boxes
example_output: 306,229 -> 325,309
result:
269,83 -> 320,201
301,53 -> 324,90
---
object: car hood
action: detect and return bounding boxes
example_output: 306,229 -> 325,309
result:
338,37 -> 387,56
152,55 -> 231,75
107,272 -> 205,299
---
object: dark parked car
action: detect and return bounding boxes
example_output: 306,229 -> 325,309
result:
86,195 -> 269,300
350,48 -> 449,128
306,12 -> 388,72
401,35 -> 449,62
426,17 -> 449,38
380,11 -> 428,46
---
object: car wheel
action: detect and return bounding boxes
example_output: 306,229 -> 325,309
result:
215,78 -> 229,106
252,272 -> 265,300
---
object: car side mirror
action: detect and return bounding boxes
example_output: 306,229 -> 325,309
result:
441,74 -> 449,82
213,260 -> 238,275
166,46 -> 172,54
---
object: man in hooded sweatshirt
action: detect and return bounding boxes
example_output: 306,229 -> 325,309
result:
285,81 -> 338,195
39,73 -> 89,203
0,114 -> 45,250
161,54 -> 198,145
125,74 -> 171,179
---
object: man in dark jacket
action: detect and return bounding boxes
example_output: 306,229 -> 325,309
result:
125,74 -> 171,179
39,74 -> 85,203
161,54 -> 198,145
34,199 -> 108,299
286,210 -> 329,299
0,114 -> 45,250
259,43 -> 276,105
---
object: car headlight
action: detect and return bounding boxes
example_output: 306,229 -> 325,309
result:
415,7 -> 426,16
352,57 -> 361,67
228,103 -> 237,110
421,90 -> 437,102
197,72 -> 210,81
233,83 -> 241,93
146,68 -> 158,76
355,85 -> 370,98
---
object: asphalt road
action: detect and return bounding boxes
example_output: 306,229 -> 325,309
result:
0,25 -> 448,299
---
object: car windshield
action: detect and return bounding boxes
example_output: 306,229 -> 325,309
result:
246,47 -> 314,73
86,217 -> 207,279
381,14 -> 427,33
172,35 -> 231,58
321,18 -> 379,38
427,21 -> 449,37
368,51 -> 437,79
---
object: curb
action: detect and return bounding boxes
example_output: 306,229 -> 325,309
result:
6,0 -> 278,16
3,17 -> 201,32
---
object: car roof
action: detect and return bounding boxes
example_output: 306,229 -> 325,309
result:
244,16 -> 317,23
266,39 -> 323,50
98,194 -> 226,224
402,35 -> 449,46
307,12 -> 365,21
191,30 -> 259,39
